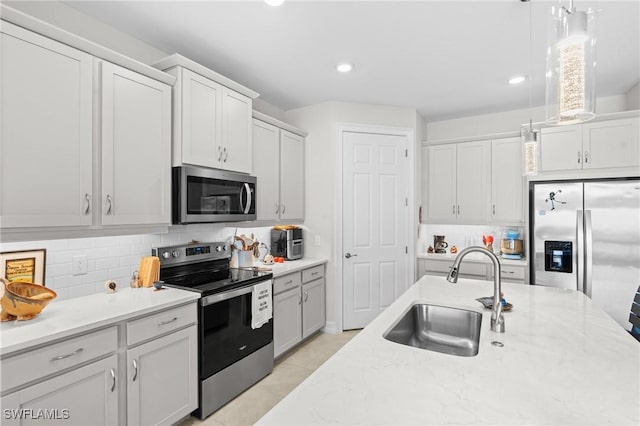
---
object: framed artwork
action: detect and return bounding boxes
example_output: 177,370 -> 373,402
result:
0,249 -> 47,286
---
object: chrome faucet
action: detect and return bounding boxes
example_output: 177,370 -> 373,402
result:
446,246 -> 505,333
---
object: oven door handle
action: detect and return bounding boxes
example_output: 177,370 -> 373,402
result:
201,282 -> 267,306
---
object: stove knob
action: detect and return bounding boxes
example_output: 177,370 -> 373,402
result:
161,251 -> 170,259
171,250 -> 180,258
222,245 -> 228,251
216,246 -> 223,252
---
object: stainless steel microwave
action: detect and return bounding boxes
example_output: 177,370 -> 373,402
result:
173,166 -> 257,224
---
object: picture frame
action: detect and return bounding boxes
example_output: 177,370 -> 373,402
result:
0,249 -> 47,286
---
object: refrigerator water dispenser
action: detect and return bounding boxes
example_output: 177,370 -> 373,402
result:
544,241 -> 573,273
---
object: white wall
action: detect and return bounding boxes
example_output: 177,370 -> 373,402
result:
285,101 -> 422,332
425,95 -> 628,141
627,82 -> 640,110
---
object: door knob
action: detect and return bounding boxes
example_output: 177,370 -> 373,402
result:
345,252 -> 358,259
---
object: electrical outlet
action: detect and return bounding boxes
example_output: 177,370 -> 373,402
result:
72,255 -> 88,275
314,235 -> 321,246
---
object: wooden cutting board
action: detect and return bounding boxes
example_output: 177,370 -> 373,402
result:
138,256 -> 160,287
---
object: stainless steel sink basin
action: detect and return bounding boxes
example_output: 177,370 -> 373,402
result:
383,304 -> 482,357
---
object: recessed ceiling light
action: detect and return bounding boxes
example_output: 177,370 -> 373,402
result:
336,63 -> 353,73
509,75 -> 526,85
264,0 -> 285,6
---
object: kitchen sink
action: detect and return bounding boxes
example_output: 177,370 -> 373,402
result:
383,304 -> 482,357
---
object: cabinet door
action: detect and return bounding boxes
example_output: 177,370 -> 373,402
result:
426,144 -> 457,221
540,125 -> 583,172
101,61 -> 171,226
181,68 -> 222,168
273,287 -> 302,358
582,117 -> 640,169
456,140 -> 490,222
0,355 -> 118,426
252,120 -> 280,221
221,87 -> 252,173
302,278 -> 326,339
279,130 -> 305,221
491,137 -> 524,223
127,326 -> 198,426
0,22 -> 93,228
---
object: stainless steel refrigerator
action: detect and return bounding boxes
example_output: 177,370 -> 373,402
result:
530,178 -> 640,330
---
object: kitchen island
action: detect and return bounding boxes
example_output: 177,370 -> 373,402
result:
257,276 -> 640,425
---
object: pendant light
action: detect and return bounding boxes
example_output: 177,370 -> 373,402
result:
545,0 -> 597,125
522,0 -> 539,175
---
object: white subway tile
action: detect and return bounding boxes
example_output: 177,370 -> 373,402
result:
47,263 -> 72,278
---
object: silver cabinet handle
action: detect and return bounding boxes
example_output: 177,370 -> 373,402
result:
110,368 -> 116,392
132,359 -> 138,382
51,347 -> 83,361
452,205 -> 455,214
584,151 -> 589,163
298,294 -> 302,305
457,205 -> 460,215
577,151 -> 582,163
311,271 -> 319,276
224,147 -> 228,162
276,203 -> 280,215
218,146 -> 223,161
284,279 -> 293,285
501,270 -> 515,275
304,291 -> 309,302
282,203 -> 286,214
84,193 -> 91,215
492,204 -> 496,215
158,317 -> 178,326
106,195 -> 112,215
345,252 -> 358,259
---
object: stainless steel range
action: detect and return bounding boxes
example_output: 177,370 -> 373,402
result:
153,242 -> 274,419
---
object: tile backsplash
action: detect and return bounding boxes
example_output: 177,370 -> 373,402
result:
0,224 -> 273,300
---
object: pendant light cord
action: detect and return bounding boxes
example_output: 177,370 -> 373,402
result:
528,0 -> 534,133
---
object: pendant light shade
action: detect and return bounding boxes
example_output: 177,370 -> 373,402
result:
545,2 -> 597,125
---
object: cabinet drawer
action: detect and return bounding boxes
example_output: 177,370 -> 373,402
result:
274,272 -> 302,295
127,303 -> 197,346
420,259 -> 487,277
500,265 -> 525,281
1,326 -> 117,392
302,265 -> 325,283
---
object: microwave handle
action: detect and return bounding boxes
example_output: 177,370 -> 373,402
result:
241,183 -> 252,214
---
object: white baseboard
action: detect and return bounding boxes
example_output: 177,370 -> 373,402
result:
322,321 -> 339,334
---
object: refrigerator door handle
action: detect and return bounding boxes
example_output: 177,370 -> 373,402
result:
576,210 -> 584,293
584,210 -> 593,297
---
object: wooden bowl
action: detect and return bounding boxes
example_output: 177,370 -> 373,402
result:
1,282 -> 57,321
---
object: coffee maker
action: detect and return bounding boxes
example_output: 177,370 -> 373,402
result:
433,235 -> 448,254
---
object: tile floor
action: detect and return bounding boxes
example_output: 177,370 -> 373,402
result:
179,330 -> 360,426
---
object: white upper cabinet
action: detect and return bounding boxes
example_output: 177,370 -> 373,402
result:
0,22 -> 93,228
154,54 -> 258,173
180,68 -> 222,168
279,130 -> 305,221
540,116 -> 640,173
252,119 -> 280,221
100,61 -> 172,226
252,113 -> 306,222
491,137 -> 524,223
425,141 -> 489,223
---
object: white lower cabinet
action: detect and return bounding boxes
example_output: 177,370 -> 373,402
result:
126,326 -> 198,426
0,301 -> 198,426
1,355 -> 119,426
273,264 -> 326,358
417,258 -> 526,285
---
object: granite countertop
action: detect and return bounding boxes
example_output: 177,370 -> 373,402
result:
0,287 -> 200,356
257,276 -> 640,425
418,251 -> 527,266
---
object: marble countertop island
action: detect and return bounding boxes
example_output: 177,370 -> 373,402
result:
258,276 -> 640,425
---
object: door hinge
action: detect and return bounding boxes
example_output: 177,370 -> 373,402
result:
405,149 -> 408,157
405,246 -> 408,254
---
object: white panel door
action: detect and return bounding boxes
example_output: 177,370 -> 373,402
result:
280,130 -> 305,221
221,87 -> 252,173
252,119 -> 280,221
426,144 -> 456,222
181,68 -> 222,168
0,22 -> 93,228
101,61 -> 171,226
343,131 -> 409,330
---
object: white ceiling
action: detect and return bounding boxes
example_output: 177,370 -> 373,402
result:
64,0 -> 640,121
